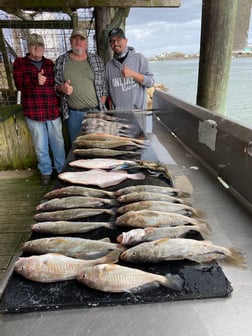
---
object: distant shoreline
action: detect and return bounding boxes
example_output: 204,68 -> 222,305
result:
148,53 -> 252,61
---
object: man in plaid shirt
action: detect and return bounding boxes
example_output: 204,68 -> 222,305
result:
13,33 -> 66,186
54,27 -> 108,143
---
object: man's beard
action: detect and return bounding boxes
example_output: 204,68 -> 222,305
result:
72,47 -> 85,56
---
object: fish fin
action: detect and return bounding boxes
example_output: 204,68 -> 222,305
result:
153,238 -> 170,245
144,227 -> 156,233
224,248 -> 247,268
129,172 -> 146,180
164,273 -> 184,291
104,209 -> 116,215
99,237 -> 111,243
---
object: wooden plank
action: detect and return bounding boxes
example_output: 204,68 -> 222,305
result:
0,0 -> 180,10
0,20 -> 74,29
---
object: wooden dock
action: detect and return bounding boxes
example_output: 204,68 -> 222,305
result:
0,170 -> 55,291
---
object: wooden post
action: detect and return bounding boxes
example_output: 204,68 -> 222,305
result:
197,0 -> 239,115
0,29 -> 15,95
94,7 -> 112,61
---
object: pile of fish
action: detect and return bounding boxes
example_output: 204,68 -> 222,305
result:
14,113 -> 246,296
81,117 -> 134,136
73,133 -> 148,158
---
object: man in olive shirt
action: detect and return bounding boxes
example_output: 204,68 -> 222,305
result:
55,28 -> 108,143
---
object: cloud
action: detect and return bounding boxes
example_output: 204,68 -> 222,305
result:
125,0 -> 252,57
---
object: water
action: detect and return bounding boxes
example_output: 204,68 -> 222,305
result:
149,57 -> 252,127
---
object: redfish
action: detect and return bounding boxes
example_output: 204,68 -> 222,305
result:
76,263 -> 184,293
36,196 -> 118,211
115,210 -> 208,229
14,251 -> 120,283
120,238 -> 247,267
33,208 -> 115,222
22,236 -> 123,259
115,184 -> 190,198
31,221 -> 115,235
117,200 -> 204,217
44,185 -> 115,200
117,192 -> 190,205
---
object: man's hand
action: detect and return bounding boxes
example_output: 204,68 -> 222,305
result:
38,69 -> 47,85
57,79 -> 73,95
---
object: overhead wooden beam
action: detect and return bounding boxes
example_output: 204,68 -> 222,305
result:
0,0 -> 180,10
0,20 -> 74,29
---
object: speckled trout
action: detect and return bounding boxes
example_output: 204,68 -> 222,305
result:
76,263 -> 184,293
120,238 -> 246,267
14,250 -> 120,283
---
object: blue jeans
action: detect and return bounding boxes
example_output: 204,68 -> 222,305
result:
67,107 -> 99,143
25,117 -> 66,175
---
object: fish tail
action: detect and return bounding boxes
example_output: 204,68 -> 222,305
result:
104,222 -> 117,230
105,191 -> 116,198
106,198 -> 119,206
103,249 -> 121,264
164,273 -> 184,291
178,191 -> 191,198
193,225 -> 210,240
190,208 -> 205,218
225,248 -> 247,268
194,219 -> 211,233
182,198 -> 192,206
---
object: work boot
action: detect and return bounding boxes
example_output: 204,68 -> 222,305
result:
41,174 -> 51,186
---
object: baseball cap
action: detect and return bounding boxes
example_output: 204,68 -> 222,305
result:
27,33 -> 44,46
71,28 -> 87,39
108,28 -> 125,40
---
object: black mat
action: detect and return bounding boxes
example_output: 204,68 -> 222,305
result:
0,112 -> 233,313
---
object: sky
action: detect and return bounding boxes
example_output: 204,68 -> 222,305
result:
125,0 -> 252,57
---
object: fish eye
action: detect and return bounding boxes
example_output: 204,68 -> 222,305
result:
132,251 -> 137,256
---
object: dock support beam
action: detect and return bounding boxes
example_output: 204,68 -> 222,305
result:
197,0 -> 239,115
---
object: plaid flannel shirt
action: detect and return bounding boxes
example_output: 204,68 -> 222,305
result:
54,51 -> 108,120
13,55 -> 60,121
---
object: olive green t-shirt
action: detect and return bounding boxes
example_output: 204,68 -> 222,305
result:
64,58 -> 98,109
